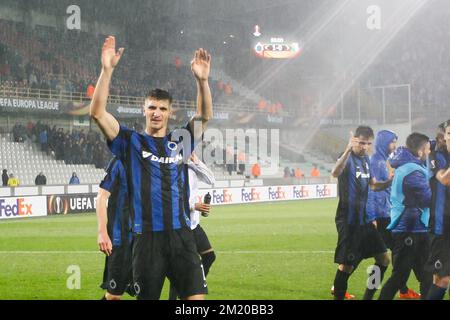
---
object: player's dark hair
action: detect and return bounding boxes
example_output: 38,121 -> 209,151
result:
354,126 -> 374,139
438,119 -> 450,131
406,132 -> 430,156
146,88 -> 173,104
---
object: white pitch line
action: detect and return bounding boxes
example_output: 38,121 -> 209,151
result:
0,250 -> 334,254
0,251 -> 99,254
219,250 -> 333,254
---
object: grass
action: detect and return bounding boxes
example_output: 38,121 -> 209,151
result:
0,199 -> 419,300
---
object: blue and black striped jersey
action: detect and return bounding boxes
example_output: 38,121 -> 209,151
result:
336,152 -> 372,226
107,123 -> 197,233
430,150 -> 450,235
99,157 -> 130,246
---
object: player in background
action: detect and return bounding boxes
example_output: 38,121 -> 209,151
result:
367,130 -> 421,299
426,120 -> 450,299
97,157 -> 133,300
169,152 -> 216,300
378,133 -> 433,299
331,126 -> 393,300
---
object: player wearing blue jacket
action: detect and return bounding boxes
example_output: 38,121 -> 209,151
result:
378,133 -> 433,299
367,130 -> 421,299
367,130 -> 398,241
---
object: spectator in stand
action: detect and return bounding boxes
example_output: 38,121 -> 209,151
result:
2,169 -> 8,186
225,82 -> 232,95
174,56 -> 182,69
39,128 -> 48,153
237,150 -> 246,175
295,168 -> 303,179
225,145 -> 234,176
284,167 -> 291,178
251,162 -> 261,179
69,172 -> 80,185
86,83 -> 95,98
311,165 -> 320,178
7,173 -> 19,187
35,172 -> 47,185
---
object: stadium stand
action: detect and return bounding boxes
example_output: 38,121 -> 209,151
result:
0,133 -> 106,185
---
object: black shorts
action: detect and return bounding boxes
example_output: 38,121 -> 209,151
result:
100,241 -> 133,296
376,217 -> 393,249
426,234 -> 450,278
390,232 -> 430,283
193,225 -> 212,254
132,228 -> 207,300
334,221 -> 387,267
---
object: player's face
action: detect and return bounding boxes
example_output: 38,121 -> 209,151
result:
445,126 -> 450,151
418,142 -> 431,162
144,98 -> 171,132
388,139 -> 397,154
436,132 -> 445,151
353,136 -> 373,156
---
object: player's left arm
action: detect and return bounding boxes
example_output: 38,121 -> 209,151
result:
189,48 -> 213,139
369,176 -> 393,191
191,161 -> 216,185
431,152 -> 450,186
96,187 -> 113,256
436,168 -> 450,186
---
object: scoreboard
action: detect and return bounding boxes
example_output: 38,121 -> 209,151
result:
254,37 -> 302,59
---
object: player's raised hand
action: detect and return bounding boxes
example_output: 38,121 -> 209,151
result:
98,231 -> 113,256
346,131 -> 359,152
101,36 -> 124,71
191,48 -> 211,82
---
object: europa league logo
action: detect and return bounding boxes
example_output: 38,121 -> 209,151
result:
48,195 -> 69,215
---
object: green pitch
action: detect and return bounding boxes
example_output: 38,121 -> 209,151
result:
0,199 -> 419,299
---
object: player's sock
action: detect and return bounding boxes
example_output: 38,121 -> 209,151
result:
201,251 -> 216,277
333,269 -> 350,300
363,264 -> 387,300
100,294 -> 107,300
426,284 -> 447,300
399,285 -> 408,294
169,283 -> 178,300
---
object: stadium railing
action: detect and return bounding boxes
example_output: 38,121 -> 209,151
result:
0,85 -> 288,115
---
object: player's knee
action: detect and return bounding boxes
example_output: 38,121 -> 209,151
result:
105,292 -> 122,300
338,264 -> 354,274
184,294 -> 205,300
376,253 -> 390,267
434,276 -> 450,288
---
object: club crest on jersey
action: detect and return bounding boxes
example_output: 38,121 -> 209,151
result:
167,141 -> 178,151
142,150 -> 182,163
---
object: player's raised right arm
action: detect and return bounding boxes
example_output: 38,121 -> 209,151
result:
331,132 -> 357,178
90,36 -> 124,141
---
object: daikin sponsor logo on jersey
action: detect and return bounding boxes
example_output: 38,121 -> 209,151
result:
142,150 -> 183,164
